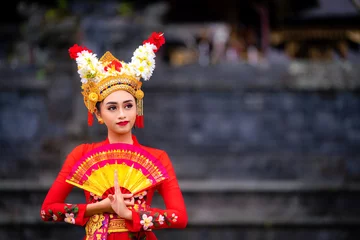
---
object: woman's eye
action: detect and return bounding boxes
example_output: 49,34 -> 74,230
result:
125,104 -> 133,109
108,106 -> 116,111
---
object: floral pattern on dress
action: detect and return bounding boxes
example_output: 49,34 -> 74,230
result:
63,204 -> 79,224
89,192 -> 102,203
130,190 -> 148,212
134,191 -> 147,199
140,214 -> 153,230
40,204 -> 79,224
41,209 -> 62,221
138,211 -> 178,230
134,191 -> 147,205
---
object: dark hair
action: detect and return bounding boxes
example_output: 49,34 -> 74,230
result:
96,101 -> 101,112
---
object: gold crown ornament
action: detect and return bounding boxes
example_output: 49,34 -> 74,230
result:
68,32 -> 165,128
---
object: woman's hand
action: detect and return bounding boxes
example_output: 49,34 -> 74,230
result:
100,194 -> 134,214
107,170 -> 134,219
85,192 -> 133,217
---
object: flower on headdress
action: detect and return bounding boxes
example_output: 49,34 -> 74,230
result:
143,32 -> 165,52
88,92 -> 98,102
76,51 -> 104,84
69,44 -> 93,59
69,32 -> 165,85
104,60 -> 122,72
121,62 -> 136,77
69,44 -> 104,84
130,43 -> 157,80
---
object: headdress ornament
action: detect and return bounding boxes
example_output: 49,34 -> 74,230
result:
68,32 -> 165,128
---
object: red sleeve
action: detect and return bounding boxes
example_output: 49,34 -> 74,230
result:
40,144 -> 89,226
126,151 -> 188,231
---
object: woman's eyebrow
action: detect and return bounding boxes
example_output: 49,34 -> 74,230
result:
106,100 -> 133,105
105,101 -> 118,105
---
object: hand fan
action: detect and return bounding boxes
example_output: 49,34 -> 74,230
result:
65,143 -> 169,198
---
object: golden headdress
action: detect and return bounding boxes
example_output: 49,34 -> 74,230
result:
68,32 -> 165,128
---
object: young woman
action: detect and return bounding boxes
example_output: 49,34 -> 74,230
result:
40,33 -> 188,240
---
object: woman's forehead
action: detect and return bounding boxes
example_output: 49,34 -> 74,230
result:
104,90 -> 135,103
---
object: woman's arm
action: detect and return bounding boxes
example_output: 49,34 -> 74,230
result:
40,144 -> 90,225
40,144 -> 135,225
85,199 -> 112,217
125,151 -> 188,231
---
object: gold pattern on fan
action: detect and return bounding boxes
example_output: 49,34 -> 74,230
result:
66,149 -> 167,197
71,150 -> 165,180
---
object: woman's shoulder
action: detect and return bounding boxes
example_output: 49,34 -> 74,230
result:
139,144 -> 168,159
69,139 -> 108,156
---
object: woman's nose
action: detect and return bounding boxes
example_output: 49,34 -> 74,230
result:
118,108 -> 126,119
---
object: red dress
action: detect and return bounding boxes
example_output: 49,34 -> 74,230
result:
40,135 -> 188,240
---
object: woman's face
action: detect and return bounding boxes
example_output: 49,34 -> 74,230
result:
96,90 -> 137,135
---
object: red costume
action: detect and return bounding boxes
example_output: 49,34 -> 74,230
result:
41,135 -> 188,239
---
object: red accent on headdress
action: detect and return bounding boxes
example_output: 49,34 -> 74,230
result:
68,44 -> 93,59
104,60 -> 122,72
88,111 -> 94,126
135,115 -> 144,128
143,32 -> 165,53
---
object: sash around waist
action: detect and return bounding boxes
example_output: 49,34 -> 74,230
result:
108,216 -> 128,233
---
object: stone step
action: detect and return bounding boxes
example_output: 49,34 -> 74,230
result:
1,179 -> 359,227
3,149 -> 358,183
0,224 -> 358,240
2,179 -> 360,192
4,151 -> 359,182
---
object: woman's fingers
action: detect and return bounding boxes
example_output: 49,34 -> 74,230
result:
122,193 -> 133,198
124,197 -> 135,206
114,170 -> 120,196
108,194 -> 115,202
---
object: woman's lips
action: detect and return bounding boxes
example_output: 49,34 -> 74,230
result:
117,121 -> 129,126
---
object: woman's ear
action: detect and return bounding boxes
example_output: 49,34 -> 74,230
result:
94,107 -> 100,119
94,107 -> 103,124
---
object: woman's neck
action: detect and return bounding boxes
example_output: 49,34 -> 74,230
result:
107,131 -> 133,144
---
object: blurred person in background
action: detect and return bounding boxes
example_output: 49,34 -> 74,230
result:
196,27 -> 212,66
211,23 -> 230,64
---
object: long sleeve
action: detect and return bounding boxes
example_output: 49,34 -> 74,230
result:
40,144 -> 89,226
125,151 -> 188,232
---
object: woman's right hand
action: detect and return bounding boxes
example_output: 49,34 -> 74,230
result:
100,193 -> 134,213
85,191 -> 134,217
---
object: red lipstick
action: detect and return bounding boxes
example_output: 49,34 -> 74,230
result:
117,121 -> 129,126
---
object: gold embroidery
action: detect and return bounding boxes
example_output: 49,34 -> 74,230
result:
85,214 -> 129,238
108,218 -> 128,233
85,214 -> 106,238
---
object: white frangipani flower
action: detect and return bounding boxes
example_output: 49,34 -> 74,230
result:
75,51 -> 104,83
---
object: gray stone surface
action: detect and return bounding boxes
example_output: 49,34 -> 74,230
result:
1,180 -> 360,226
0,225 -> 358,240
1,67 -> 360,182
